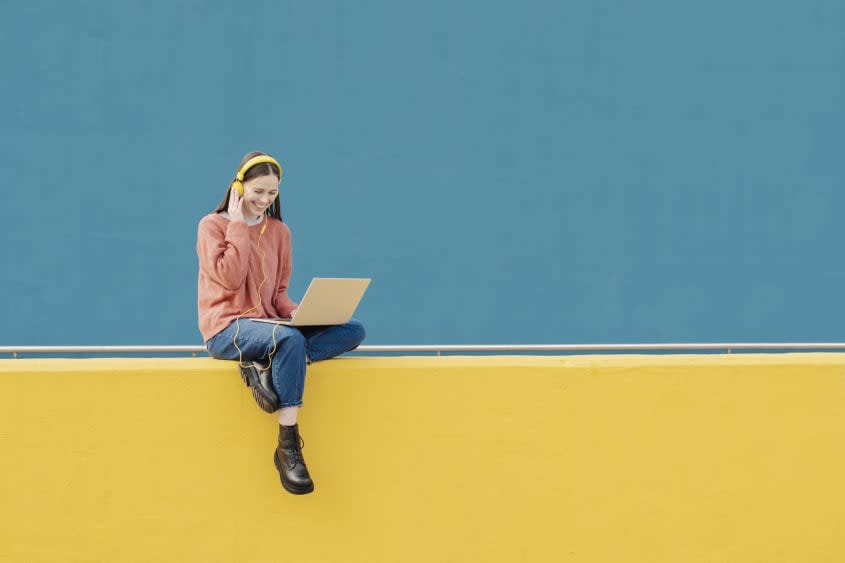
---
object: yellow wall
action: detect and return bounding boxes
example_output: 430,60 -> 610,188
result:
2,354 -> 845,562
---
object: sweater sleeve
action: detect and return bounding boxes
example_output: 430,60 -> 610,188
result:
272,225 -> 298,317
197,216 -> 252,290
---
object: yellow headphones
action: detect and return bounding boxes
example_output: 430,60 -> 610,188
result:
231,155 -> 283,196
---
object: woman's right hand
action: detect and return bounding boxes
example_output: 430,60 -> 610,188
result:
228,187 -> 246,223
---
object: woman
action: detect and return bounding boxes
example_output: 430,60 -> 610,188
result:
197,151 -> 366,495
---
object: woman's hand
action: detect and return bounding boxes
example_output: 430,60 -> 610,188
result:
228,187 -> 246,223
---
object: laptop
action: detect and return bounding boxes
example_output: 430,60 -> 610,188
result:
253,277 -> 371,327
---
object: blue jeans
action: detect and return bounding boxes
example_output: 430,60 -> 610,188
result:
205,319 -> 366,408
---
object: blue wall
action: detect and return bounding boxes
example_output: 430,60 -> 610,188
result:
2,1 -> 843,345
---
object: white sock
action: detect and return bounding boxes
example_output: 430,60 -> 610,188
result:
278,406 -> 299,426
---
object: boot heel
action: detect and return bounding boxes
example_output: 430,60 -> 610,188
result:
252,387 -> 277,413
239,362 -> 280,413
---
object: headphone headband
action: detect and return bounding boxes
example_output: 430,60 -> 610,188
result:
236,155 -> 283,184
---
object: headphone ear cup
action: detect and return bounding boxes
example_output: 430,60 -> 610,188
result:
231,180 -> 244,196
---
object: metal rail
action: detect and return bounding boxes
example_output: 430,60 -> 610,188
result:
3,343 -> 845,358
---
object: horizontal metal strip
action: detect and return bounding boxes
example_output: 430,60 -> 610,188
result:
3,343 -> 845,356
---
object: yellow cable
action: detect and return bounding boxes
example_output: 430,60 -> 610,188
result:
231,215 -> 282,369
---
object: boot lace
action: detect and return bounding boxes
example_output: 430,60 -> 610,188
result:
285,436 -> 306,469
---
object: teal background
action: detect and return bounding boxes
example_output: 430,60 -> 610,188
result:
1,1 -> 843,345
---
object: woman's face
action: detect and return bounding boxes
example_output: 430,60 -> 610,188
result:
241,175 -> 280,219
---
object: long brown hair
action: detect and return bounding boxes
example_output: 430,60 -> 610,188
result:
214,151 -> 283,221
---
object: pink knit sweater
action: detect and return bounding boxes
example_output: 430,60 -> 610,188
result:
196,213 -> 298,342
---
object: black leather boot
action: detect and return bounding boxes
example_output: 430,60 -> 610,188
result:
274,424 -> 314,495
239,360 -> 279,413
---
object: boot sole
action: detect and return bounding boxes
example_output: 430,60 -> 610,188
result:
274,450 -> 315,495
239,365 -> 279,414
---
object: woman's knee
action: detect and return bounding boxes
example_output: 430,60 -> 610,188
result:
346,319 -> 366,347
261,327 -> 306,360
281,327 -> 307,349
